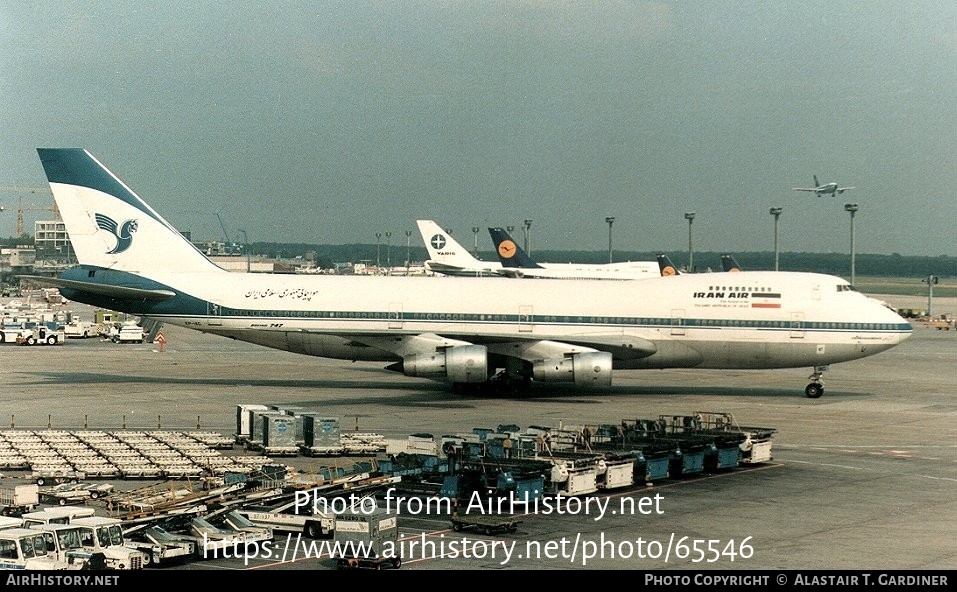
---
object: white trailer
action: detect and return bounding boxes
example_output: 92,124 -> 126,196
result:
236,497 -> 334,539
123,525 -> 195,566
0,484 -> 39,515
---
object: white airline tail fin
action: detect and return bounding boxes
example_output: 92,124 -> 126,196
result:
37,149 -> 223,275
415,220 -> 484,269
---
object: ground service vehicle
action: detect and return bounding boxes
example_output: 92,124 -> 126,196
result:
236,497 -> 334,539
16,325 -> 64,346
0,484 -> 39,516
123,525 -> 195,566
64,320 -> 101,338
21,506 -> 96,528
63,516 -> 149,569
23,524 -> 106,570
110,322 -> 145,343
333,506 -> 401,570
450,512 -> 521,535
0,528 -> 87,570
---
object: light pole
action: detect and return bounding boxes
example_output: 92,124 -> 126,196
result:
238,229 -> 250,272
922,274 -> 938,317
769,207 -> 782,271
523,219 -> 532,254
844,203 -> 859,285
472,226 -> 480,257
375,232 -> 382,269
684,212 -> 695,273
385,232 -> 392,270
605,217 -> 615,263
405,230 -> 412,275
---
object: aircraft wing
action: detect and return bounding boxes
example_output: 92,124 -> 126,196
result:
341,331 -> 657,362
792,187 -> 819,192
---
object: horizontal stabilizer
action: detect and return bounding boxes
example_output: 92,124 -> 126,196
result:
17,275 -> 176,301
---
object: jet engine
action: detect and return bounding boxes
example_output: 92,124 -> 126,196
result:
532,351 -> 613,387
400,344 -> 488,384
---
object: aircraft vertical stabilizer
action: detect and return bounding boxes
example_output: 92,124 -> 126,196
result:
37,148 -> 222,275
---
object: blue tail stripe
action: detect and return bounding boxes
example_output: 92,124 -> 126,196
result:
37,148 -> 162,224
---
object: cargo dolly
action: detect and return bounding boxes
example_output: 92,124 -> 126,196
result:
450,513 -> 522,535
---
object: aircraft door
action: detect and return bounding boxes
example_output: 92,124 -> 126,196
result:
207,302 -> 222,326
790,312 -> 805,338
670,309 -> 685,335
519,305 -> 533,333
389,303 -> 403,329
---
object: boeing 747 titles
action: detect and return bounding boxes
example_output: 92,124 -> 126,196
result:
31,149 -> 911,398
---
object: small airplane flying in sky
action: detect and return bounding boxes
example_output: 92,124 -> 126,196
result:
793,175 -> 855,197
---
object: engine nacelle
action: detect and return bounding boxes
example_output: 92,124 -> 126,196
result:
402,345 -> 488,384
532,351 -> 613,387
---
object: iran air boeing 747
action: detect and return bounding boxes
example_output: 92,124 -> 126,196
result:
32,149 -> 911,398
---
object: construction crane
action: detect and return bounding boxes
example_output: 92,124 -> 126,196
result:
0,187 -> 57,236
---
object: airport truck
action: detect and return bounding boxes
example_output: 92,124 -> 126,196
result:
0,484 -> 39,516
110,321 -> 146,343
0,527 -> 93,570
62,516 -> 150,570
64,320 -> 102,338
15,324 -> 65,346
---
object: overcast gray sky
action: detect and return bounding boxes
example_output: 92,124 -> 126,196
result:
1,1 -> 955,256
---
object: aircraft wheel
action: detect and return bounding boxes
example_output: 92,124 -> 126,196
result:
805,383 -> 824,399
305,522 -> 322,539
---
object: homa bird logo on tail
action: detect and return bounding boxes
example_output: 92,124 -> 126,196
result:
95,213 -> 138,254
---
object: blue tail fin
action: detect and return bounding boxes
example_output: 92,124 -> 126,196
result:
487,227 -> 544,269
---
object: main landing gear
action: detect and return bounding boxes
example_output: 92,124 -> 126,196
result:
805,365 -> 828,399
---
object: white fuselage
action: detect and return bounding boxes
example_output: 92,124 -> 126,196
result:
132,270 -> 909,370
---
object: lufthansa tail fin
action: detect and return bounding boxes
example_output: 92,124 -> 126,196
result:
487,227 -> 544,269
656,253 -> 681,276
37,149 -> 222,275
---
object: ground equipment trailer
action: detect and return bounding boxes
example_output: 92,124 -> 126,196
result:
450,512 -> 522,535
236,496 -> 334,539
332,506 -> 401,570
0,484 -> 39,516
123,525 -> 195,566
